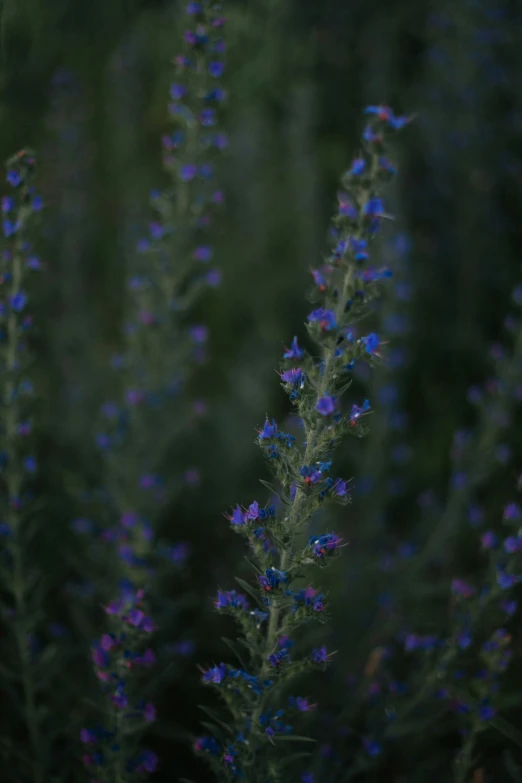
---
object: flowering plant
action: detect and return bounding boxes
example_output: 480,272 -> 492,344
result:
194,106 -> 410,781
0,150 -> 49,782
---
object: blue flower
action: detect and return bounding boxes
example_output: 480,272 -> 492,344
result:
283,336 -> 304,359
308,307 -> 337,331
361,332 -> 380,354
316,395 -> 336,416
225,505 -> 245,526
209,61 -> 224,78
202,663 -> 228,684
10,292 -> 27,312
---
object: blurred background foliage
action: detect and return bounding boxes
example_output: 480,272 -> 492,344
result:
1,0 -> 522,779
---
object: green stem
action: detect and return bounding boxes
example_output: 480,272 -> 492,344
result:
454,723 -> 479,783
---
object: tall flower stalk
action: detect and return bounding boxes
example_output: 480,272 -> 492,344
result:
84,0 -> 226,589
195,106 -> 410,782
78,2 -> 227,777
0,150 -> 46,782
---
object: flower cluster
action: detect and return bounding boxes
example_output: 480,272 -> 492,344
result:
195,106 -> 410,780
81,588 -> 158,779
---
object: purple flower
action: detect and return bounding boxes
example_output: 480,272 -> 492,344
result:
170,83 -> 187,100
258,567 -> 288,592
364,105 -> 410,129
478,704 -> 496,721
215,590 -> 248,610
23,456 -> 37,473
245,501 -> 260,521
225,505 -> 245,526
143,702 -> 156,722
350,157 -> 366,175
135,750 -> 158,774
80,728 -> 96,744
180,163 -> 198,182
6,170 -> 21,187
451,578 -> 475,598
309,532 -> 342,557
202,663 -> 227,684
289,696 -> 316,712
481,531 -> 497,550
361,332 -> 380,355
308,307 -> 336,331
205,268 -> 222,286
3,219 -> 19,237
497,570 -> 519,589
316,395 -> 336,416
189,324 -> 208,344
126,389 -> 144,406
311,646 -> 332,663
338,195 -> 358,219
258,417 -> 277,439
363,198 -> 385,217
501,599 -> 517,616
363,738 -> 382,757
284,336 -> 304,359
504,536 -> 522,553
10,292 -> 26,312
281,367 -> 304,386
193,245 -> 213,261
349,398 -> 371,423
209,61 -> 224,78
194,735 -> 220,754
504,502 -> 521,521
268,649 -> 289,667
333,479 -> 348,497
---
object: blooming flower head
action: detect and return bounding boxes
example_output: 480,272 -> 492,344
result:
225,505 -> 245,526
361,332 -> 380,355
215,589 -> 248,610
202,663 -> 228,684
316,395 -> 337,416
308,307 -> 337,331
309,532 -> 343,558
311,646 -> 333,664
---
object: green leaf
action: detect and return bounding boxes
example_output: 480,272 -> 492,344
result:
200,721 -> 226,743
221,636 -> 248,669
275,735 -> 317,742
278,751 -> 313,768
243,557 -> 263,574
198,705 -> 234,735
504,750 -> 522,782
234,577 -> 261,603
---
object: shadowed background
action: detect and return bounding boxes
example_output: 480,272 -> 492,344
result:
1,0 -> 522,780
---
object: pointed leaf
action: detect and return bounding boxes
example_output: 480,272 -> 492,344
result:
243,557 -> 263,575
198,705 -> 233,735
234,577 -> 261,603
279,751 -> 313,769
221,637 -> 248,670
200,721 -> 226,743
